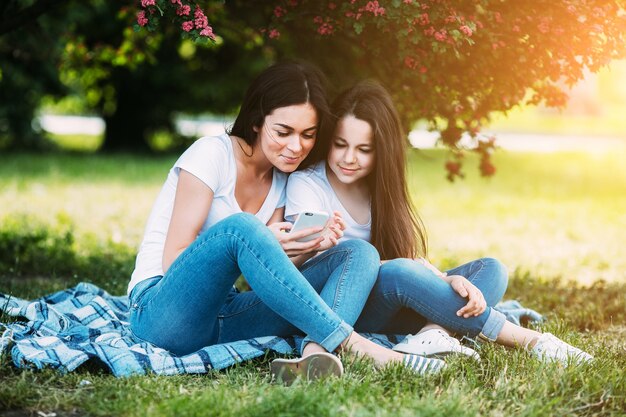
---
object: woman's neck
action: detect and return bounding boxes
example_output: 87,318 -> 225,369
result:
231,135 -> 273,180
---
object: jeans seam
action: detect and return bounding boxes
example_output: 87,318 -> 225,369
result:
466,258 -> 485,284
218,298 -> 264,319
330,249 -> 350,311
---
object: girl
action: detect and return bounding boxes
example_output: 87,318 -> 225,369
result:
285,81 -> 593,365
127,63 -> 444,384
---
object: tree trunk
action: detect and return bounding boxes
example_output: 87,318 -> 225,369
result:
100,69 -> 154,153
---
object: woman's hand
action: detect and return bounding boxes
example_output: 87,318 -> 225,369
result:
267,221 -> 325,257
449,275 -> 487,318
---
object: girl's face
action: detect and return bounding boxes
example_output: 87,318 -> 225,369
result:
327,115 -> 375,185
255,103 -> 318,173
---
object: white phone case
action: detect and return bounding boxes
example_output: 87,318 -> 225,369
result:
290,211 -> 329,242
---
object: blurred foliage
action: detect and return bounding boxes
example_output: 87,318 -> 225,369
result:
0,0 -> 275,152
1,1 -> 626,177
267,0 -> 626,179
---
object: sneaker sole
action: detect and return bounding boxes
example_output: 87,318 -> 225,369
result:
270,352 -> 343,385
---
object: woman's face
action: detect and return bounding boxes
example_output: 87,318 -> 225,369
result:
327,115 -> 375,185
255,103 -> 318,173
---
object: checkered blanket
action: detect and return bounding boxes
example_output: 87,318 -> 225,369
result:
0,283 -> 542,377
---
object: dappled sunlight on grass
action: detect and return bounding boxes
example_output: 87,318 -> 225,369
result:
408,146 -> 626,283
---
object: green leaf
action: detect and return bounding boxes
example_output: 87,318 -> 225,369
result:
353,22 -> 364,35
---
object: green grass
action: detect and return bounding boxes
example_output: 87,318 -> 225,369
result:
1,146 -> 626,416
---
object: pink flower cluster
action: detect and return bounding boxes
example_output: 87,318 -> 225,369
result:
137,0 -> 216,40
313,15 -> 334,36
363,1 -> 385,17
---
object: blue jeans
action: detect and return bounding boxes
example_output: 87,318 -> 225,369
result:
128,213 -> 378,356
354,257 -> 509,342
216,239 -> 380,353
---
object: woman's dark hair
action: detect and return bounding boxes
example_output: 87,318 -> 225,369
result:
329,81 -> 428,259
228,61 -> 330,164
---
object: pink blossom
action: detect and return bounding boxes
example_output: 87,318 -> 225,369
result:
141,0 -> 155,7
459,25 -> 472,36
364,1 -> 385,16
317,23 -> 334,35
313,16 -> 324,24
328,3 -> 337,10
444,15 -> 456,24
194,6 -> 208,28
288,0 -> 298,6
404,56 -> 416,69
419,66 -> 427,73
434,30 -> 447,41
176,5 -> 191,16
170,0 -> 182,5
424,26 -> 435,36
403,0 -> 412,4
200,25 -> 216,39
417,13 -> 429,26
274,6 -> 286,18
269,28 -> 281,39
182,21 -> 194,32
538,21 -> 550,34
512,25 -> 520,32
137,10 -> 149,26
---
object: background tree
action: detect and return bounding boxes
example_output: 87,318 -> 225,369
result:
263,0 -> 626,179
2,0 -> 625,177
0,1 -> 68,150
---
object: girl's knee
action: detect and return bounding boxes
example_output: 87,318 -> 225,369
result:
481,257 -> 508,283
378,258 -> 433,288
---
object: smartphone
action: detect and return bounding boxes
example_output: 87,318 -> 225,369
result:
289,211 -> 330,242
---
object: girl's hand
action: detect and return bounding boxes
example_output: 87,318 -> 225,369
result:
316,211 -> 345,252
449,275 -> 487,318
267,221 -> 324,256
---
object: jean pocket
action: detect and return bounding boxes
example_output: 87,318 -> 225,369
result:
129,276 -> 162,312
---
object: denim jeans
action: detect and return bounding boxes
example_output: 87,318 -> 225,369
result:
130,213 -> 377,355
354,257 -> 509,342
215,239 -> 380,353
128,212 -> 361,356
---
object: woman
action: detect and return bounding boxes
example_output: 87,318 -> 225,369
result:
285,81 -> 593,365
127,63 -> 444,384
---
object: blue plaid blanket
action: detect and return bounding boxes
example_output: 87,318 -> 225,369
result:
0,283 -> 542,377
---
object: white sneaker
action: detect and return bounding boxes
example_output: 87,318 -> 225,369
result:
392,329 -> 480,361
530,333 -> 593,365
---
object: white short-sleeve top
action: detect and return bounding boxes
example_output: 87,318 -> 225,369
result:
285,161 -> 371,243
128,134 -> 287,294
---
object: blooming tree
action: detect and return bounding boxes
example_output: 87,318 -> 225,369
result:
148,0 -> 626,179
134,0 -> 217,42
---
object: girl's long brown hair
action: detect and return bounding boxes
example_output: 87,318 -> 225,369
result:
326,82 -> 428,259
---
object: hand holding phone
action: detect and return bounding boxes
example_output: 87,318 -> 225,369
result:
289,211 -> 330,242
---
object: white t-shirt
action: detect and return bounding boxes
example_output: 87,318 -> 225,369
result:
285,161 -> 371,243
128,134 -> 287,294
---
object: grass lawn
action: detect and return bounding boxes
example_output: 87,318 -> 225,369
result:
1,145 -> 625,416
